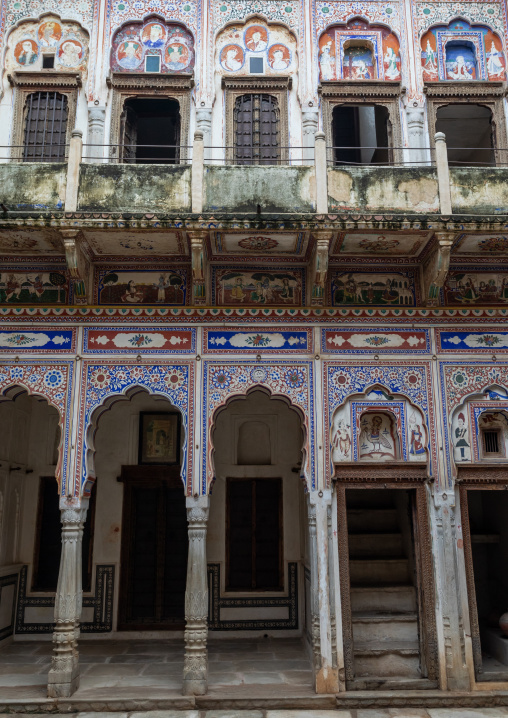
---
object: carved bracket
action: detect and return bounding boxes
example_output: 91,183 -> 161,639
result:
422,231 -> 454,307
59,229 -> 89,305
188,230 -> 207,306
309,231 -> 332,306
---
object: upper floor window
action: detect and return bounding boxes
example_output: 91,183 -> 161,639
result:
332,103 -> 390,165
120,97 -> 180,163
22,90 -> 68,161
233,93 -> 279,165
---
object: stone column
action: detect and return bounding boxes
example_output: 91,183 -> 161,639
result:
314,132 -> 328,215
302,111 -> 318,165
183,495 -> 210,696
434,131 -> 452,215
196,108 -> 212,161
308,491 -> 339,693
86,107 -> 106,161
307,498 -> 321,672
64,129 -> 83,213
405,108 -> 427,167
191,130 -> 205,214
48,500 -> 88,698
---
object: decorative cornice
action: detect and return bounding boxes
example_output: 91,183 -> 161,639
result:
107,73 -> 194,91
319,80 -> 402,99
221,75 -> 292,91
334,462 -> 428,482
457,464 -> 508,484
424,81 -> 506,99
8,71 -> 82,89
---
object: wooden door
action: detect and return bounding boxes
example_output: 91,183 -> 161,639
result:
120,104 -> 137,163
118,466 -> 188,630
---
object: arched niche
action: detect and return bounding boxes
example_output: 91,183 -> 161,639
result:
318,18 -> 401,82
110,16 -> 195,74
216,17 -> 297,76
331,386 -> 428,465
5,13 -> 89,74
420,18 -> 505,82
451,385 -> 508,466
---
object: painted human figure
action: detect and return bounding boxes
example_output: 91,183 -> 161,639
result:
18,40 -> 37,65
59,41 -> 82,68
487,41 -> 504,78
280,277 -> 294,301
319,40 -> 334,80
384,46 -> 400,80
333,420 -> 351,458
454,413 -> 470,461
144,24 -> 165,48
363,415 -> 393,455
246,30 -> 267,52
119,41 -> 141,69
355,59 -> 370,79
230,276 -> 245,301
39,21 -> 60,47
5,274 -> 22,301
154,274 -> 168,303
251,281 -> 265,303
409,417 -> 426,456
424,40 -> 437,73
271,49 -> 289,71
223,47 -> 242,72
121,279 -> 143,303
449,55 -> 473,80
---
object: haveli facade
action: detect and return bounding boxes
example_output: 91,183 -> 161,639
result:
0,0 -> 507,705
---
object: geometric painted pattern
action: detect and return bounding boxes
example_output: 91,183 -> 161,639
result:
75,360 -> 194,497
202,360 -> 315,493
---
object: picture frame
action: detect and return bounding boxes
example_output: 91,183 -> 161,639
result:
138,411 -> 180,465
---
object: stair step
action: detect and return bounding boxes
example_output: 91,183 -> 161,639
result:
347,677 -> 438,691
354,642 -> 421,678
348,533 -> 403,557
352,613 -> 418,643
349,558 -> 410,585
351,585 -> 417,613
347,508 -> 399,533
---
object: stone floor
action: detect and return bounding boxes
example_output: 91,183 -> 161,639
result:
0,710 -> 508,717
0,637 -> 314,698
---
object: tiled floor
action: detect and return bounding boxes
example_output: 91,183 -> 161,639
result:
0,637 -> 314,698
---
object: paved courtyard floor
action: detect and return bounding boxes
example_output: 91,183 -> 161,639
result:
0,710 -> 507,717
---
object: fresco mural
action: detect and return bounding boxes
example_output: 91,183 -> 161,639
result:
216,19 -> 297,75
331,271 -> 416,306
0,272 -> 68,304
421,19 -> 505,81
6,15 -> 89,72
214,268 -> 303,306
96,270 -> 188,305
319,19 -> 401,81
111,19 -> 194,74
443,272 -> 508,305
358,412 -> 397,460
453,235 -> 508,254
332,232 -> 428,256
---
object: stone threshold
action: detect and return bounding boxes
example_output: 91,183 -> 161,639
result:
336,689 -> 508,708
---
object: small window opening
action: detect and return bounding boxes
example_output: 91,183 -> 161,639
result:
436,104 -> 495,166
42,55 -> 55,69
120,97 -> 181,164
249,57 -> 264,74
332,104 -> 390,165
483,430 -> 500,455
145,54 -> 161,73
23,91 -> 68,162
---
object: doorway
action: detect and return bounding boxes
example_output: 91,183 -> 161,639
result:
332,104 -> 390,165
118,465 -> 188,630
436,104 -> 495,166
461,486 -> 508,681
337,485 -> 438,690
120,97 -> 181,163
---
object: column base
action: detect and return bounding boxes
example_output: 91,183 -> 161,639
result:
314,665 -> 339,694
47,666 -> 80,698
182,677 -> 207,695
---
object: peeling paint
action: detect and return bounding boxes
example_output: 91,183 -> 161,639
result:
0,164 -> 66,211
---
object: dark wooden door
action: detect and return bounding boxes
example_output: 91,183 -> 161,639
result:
234,93 -> 280,165
119,466 -> 188,630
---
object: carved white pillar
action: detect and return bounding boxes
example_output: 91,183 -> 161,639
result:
302,111 -> 318,165
405,108 -> 427,166
327,504 -> 337,670
307,498 -> 321,673
196,108 -> 212,161
183,495 -> 210,696
87,107 -> 106,161
48,499 -> 88,698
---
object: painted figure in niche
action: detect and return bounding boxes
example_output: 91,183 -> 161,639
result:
359,414 -> 395,459
446,44 -> 475,80
165,42 -> 190,71
343,46 -> 374,80
268,44 -> 290,71
15,40 -> 38,65
487,40 -> 505,78
333,420 -> 351,459
319,38 -> 334,80
454,413 -> 470,461
121,280 -> 144,303
245,26 -> 268,52
344,275 -> 364,303
117,40 -> 143,69
38,20 -> 61,47
220,45 -> 243,72
422,39 -> 438,79
384,46 -> 400,80
280,277 -> 294,301
409,414 -> 426,456
58,40 -> 82,68
218,270 -> 301,306
230,276 -> 246,301
142,23 -> 166,48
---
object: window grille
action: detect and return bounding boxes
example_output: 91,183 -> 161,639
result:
22,91 -> 68,162
483,430 -> 500,455
233,93 -> 280,165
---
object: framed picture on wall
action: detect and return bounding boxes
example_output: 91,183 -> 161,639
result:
138,412 -> 180,465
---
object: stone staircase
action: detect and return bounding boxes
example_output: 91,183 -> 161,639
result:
346,489 -> 436,691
